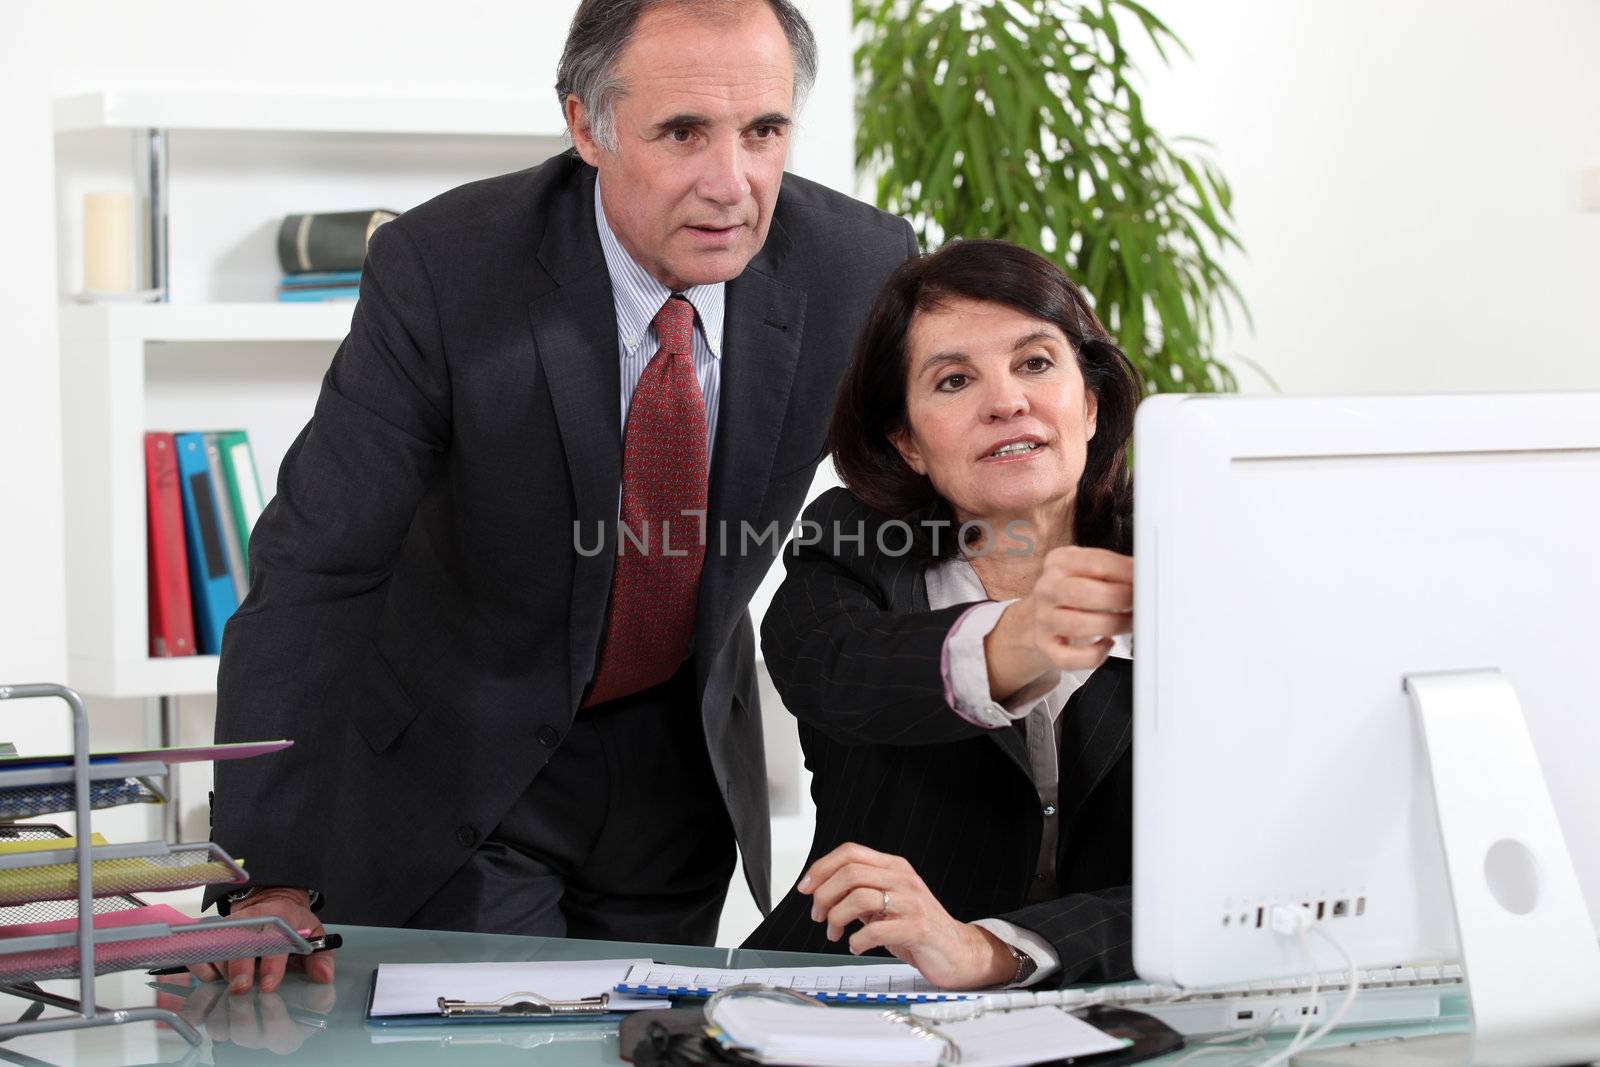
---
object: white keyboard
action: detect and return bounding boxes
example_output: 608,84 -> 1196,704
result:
911,964 -> 1467,1037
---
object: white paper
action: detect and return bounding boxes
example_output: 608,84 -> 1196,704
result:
937,1006 -> 1129,1067
369,958 -> 670,1017
712,998 -> 939,1067
708,1000 -> 1126,1067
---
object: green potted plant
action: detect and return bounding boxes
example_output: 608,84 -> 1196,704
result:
856,0 -> 1251,393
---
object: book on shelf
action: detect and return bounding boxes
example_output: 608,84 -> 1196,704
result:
203,434 -> 249,604
277,284 -> 360,303
154,431 -> 265,657
276,209 -> 396,274
144,433 -> 197,657
216,431 -> 264,576
279,270 -> 361,289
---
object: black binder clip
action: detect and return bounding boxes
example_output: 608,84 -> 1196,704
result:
436,990 -> 614,1017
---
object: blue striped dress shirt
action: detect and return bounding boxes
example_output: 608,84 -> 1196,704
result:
594,184 -> 724,461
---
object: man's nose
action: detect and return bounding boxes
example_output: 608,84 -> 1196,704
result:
697,137 -> 751,206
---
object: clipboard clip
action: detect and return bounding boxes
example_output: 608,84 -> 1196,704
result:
436,990 -> 614,1017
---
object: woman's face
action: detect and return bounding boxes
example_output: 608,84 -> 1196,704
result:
890,297 -> 1097,526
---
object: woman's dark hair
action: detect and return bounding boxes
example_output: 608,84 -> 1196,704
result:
830,239 -> 1142,558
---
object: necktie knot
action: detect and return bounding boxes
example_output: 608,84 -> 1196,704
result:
653,295 -> 695,357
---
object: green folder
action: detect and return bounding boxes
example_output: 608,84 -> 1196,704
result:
216,431 -> 265,575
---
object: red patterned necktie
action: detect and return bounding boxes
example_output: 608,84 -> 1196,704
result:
583,295 -> 708,708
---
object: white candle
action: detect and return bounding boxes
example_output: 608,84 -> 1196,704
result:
83,191 -> 133,293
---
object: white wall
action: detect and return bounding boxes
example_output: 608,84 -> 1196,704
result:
1128,0 -> 1600,395
0,4 -> 69,705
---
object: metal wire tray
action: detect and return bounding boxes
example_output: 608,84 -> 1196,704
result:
0,915 -> 312,984
0,775 -> 165,820
0,841 -> 246,905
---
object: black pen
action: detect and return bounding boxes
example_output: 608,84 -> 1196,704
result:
146,933 -> 343,977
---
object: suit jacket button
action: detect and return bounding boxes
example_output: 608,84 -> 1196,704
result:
537,726 -> 560,748
456,826 -> 477,847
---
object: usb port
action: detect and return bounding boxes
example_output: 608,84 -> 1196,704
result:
1236,1010 -> 1255,1021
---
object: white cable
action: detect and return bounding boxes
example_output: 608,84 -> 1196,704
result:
1295,924 -> 1363,1052
1253,906 -> 1364,1067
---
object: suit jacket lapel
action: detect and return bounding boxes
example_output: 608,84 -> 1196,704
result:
907,570 -> 1033,780
528,164 -> 623,708
696,218 -> 806,652
1056,660 -> 1133,819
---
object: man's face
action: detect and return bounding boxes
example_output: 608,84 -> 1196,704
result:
568,3 -> 794,291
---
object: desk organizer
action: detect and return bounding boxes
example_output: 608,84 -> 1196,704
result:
0,682 -> 310,1047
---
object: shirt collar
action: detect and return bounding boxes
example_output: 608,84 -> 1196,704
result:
594,182 -> 725,359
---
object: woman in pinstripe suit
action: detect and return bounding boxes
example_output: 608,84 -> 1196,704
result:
744,240 -> 1141,990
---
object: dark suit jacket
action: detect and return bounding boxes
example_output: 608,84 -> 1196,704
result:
209,151 -> 917,924
744,488 -> 1135,985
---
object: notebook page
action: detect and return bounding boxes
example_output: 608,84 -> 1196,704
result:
712,998 -> 939,1067
937,1006 -> 1129,1067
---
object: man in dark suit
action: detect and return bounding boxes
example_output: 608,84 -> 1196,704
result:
200,0 -> 917,993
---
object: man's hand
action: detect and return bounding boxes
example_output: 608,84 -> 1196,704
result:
796,843 -> 1015,989
157,971 -> 337,1055
190,887 -> 334,993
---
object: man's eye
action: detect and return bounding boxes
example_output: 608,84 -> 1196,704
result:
937,374 -> 969,392
751,125 -> 779,138
668,128 -> 693,143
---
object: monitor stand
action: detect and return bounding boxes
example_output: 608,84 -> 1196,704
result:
1386,670 -> 1600,1067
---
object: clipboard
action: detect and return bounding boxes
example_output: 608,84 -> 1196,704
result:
364,971 -> 630,1026
364,959 -> 670,1027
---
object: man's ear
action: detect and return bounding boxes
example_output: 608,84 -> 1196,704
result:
566,97 -> 603,167
888,428 -> 927,475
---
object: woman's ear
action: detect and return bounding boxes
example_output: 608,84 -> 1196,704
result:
888,428 -> 927,475
1085,389 -> 1099,442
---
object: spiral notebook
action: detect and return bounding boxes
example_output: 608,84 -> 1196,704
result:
708,999 -> 1129,1067
616,963 -> 982,1004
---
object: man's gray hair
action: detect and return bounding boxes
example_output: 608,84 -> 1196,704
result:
556,0 -> 818,152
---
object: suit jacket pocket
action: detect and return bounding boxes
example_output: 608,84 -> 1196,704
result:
350,635 -> 426,753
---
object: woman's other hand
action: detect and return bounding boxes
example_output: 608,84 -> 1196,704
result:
795,843 -> 1016,989
985,546 -> 1133,697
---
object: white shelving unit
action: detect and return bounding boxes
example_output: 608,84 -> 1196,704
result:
58,304 -> 357,699
54,90 -> 565,704
55,89 -> 553,138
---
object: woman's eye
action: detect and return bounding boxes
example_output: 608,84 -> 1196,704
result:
1023,356 -> 1053,372
937,374 -> 969,392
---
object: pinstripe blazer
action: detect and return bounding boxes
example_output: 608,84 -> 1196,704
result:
743,487 -> 1134,986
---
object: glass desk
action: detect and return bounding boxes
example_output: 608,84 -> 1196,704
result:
0,925 -> 1470,1065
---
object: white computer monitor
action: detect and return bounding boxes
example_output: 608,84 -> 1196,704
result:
1131,393 -> 1600,1065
